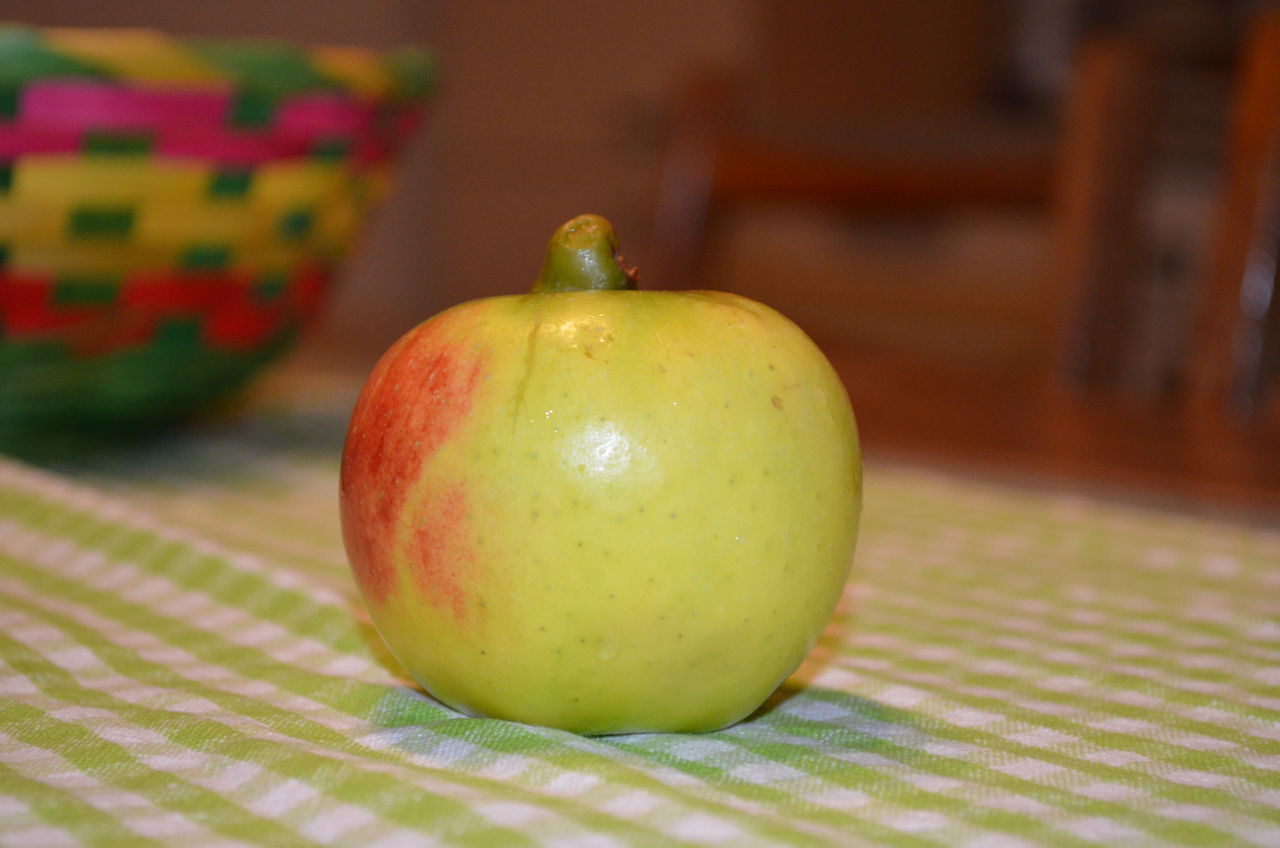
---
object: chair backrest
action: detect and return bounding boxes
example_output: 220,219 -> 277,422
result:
1039,32 -> 1160,394
753,0 -> 1008,131
650,14 -> 1164,401
1187,7 -> 1280,420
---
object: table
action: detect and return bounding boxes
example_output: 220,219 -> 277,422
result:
2,375 -> 1278,847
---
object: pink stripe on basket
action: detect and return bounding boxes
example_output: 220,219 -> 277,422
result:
19,81 -> 232,131
273,94 -> 375,136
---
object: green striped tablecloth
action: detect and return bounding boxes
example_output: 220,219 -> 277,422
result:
1,375 -> 1278,847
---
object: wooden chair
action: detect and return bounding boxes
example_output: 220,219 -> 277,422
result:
650,27 -> 1159,400
1186,6 -> 1280,423
649,8 -> 1280,504
1041,9 -> 1280,498
649,1 -> 1054,294
1039,34 -> 1160,392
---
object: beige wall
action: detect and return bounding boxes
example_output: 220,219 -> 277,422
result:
429,2 -> 755,304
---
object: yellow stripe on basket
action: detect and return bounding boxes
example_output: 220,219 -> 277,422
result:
7,243 -> 183,274
0,200 -> 68,243
0,201 -> 293,252
362,166 -> 394,204
226,244 -> 316,274
13,158 -> 211,205
44,27 -> 229,85
6,241 -> 317,275
250,162 -> 349,208
309,45 -> 394,99
132,201 -> 263,246
312,197 -> 360,244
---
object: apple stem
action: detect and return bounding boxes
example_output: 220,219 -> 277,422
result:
532,214 -> 638,293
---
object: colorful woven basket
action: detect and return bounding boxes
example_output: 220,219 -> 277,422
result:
0,25 -> 434,456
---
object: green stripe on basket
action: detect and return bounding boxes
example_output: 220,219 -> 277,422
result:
190,40 -> 343,97
208,168 -> 253,198
66,207 -> 135,240
310,137 -> 351,161
0,332 -> 296,459
383,46 -> 439,100
53,274 -> 122,306
82,132 -> 153,156
228,89 -> 277,129
278,208 -> 315,241
0,27 -> 110,84
254,271 -> 290,302
180,244 -> 233,271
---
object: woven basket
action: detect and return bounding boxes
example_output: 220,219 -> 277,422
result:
0,25 -> 434,456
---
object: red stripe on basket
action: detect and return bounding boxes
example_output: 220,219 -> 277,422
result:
121,273 -> 254,309
290,263 -> 330,318
0,126 -> 322,164
351,108 -> 423,165
351,135 -> 393,166
19,81 -> 232,131
0,275 -> 81,333
0,126 -> 82,157
204,299 -> 282,347
1,266 -> 330,351
151,129 -> 310,164
0,108 -> 420,167
395,108 -> 425,138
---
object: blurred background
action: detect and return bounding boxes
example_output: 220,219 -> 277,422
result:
8,0 -> 1279,509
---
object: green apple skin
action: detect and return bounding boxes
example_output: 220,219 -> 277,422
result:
340,288 -> 861,735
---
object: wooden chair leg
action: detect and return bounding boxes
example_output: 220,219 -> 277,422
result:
1040,32 -> 1159,399
1187,8 -> 1280,421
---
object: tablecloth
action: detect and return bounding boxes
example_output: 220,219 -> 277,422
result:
1,377 -> 1278,847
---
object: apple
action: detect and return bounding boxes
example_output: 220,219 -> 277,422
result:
340,214 -> 860,734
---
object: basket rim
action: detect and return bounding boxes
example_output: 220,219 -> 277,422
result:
0,23 -> 437,102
